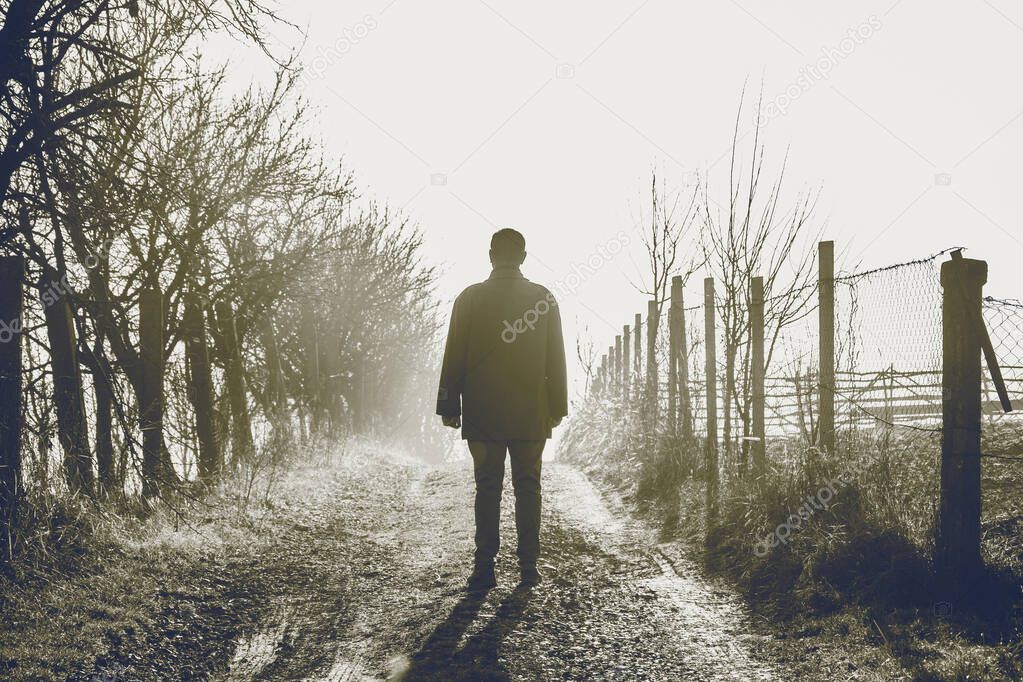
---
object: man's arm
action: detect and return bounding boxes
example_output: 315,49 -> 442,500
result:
437,290 -> 469,424
546,293 -> 568,425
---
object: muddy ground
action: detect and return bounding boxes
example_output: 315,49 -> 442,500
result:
3,442 -> 913,680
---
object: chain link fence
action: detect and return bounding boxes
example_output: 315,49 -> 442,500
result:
574,245 -> 1023,567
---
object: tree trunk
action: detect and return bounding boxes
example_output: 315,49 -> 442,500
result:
183,294 -> 221,482
216,301 -> 254,465
261,314 -> 291,456
41,271 -> 93,496
90,340 -> 115,498
139,288 -> 164,498
301,306 -> 323,433
0,256 -> 24,560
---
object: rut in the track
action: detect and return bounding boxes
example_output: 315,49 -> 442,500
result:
218,451 -> 786,681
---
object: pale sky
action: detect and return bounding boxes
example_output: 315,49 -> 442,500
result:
210,0 -> 1023,400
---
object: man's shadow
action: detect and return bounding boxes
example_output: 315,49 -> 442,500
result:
402,586 -> 532,681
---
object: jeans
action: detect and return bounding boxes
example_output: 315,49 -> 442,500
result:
467,440 -> 545,567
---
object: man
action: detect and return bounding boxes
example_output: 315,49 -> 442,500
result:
436,228 -> 568,592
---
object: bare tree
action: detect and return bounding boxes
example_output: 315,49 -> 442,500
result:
701,90 -> 822,475
633,169 -> 703,317
575,324 -> 599,396
0,0 -> 281,244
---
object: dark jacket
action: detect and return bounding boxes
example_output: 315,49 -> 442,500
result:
436,265 -> 568,441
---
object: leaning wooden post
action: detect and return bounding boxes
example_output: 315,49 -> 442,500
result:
622,324 -> 631,408
704,278 -> 719,529
42,271 -> 93,496
139,287 -> 164,498
0,256 -> 24,559
818,240 -> 836,457
216,301 -> 255,466
935,253 -> 987,589
751,276 -> 766,476
183,293 -> 221,482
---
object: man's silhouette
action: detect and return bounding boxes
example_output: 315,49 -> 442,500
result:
436,228 -> 568,592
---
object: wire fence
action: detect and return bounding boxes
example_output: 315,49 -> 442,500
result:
584,245 -> 1023,558
984,297 -> 1023,409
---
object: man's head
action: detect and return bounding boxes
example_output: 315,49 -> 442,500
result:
489,228 -> 526,267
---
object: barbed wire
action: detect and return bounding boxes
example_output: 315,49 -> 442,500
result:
834,246 -> 964,284
985,296 -> 1023,309
631,248 -> 962,317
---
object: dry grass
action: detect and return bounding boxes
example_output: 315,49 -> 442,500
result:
0,433 -> 370,679
559,404 -> 1023,681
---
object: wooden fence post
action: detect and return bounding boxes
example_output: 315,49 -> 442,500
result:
646,300 -> 658,423
704,278 -> 719,528
139,287 -> 164,497
601,347 -> 609,400
751,276 -> 766,476
216,300 -> 254,466
0,256 -> 23,559
634,313 -> 642,394
42,271 -> 93,496
935,254 -> 987,588
669,278 -> 686,438
668,296 -> 679,438
818,240 -> 836,457
883,364 -> 895,442
183,293 -> 220,482
614,336 -> 622,400
668,280 -> 689,476
622,324 -> 631,407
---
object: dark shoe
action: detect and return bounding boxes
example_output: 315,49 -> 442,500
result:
466,563 -> 497,593
520,564 -> 542,587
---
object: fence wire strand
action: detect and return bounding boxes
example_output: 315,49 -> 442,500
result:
587,246 -> 1023,554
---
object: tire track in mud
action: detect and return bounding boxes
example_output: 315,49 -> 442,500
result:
217,452 -> 793,680
542,464 -> 780,681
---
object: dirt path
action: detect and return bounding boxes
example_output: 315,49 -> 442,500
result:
205,445 -> 861,681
